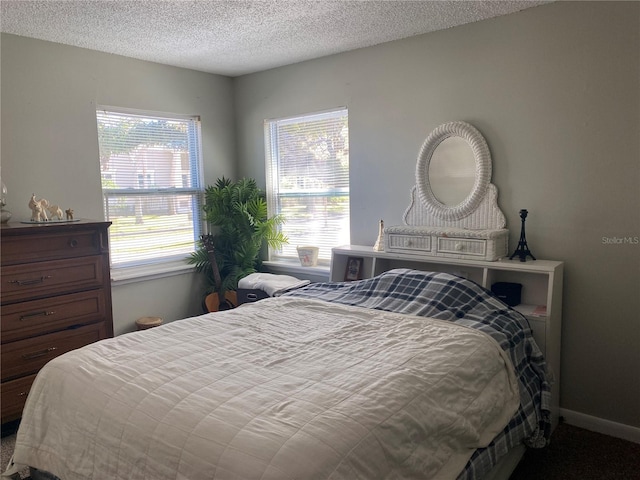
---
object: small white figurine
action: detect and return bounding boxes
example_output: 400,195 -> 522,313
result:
0,181 -> 11,223
29,194 -> 49,222
65,208 -> 74,220
48,204 -> 64,220
373,219 -> 385,251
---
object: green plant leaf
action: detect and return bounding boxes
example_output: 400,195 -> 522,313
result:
189,177 -> 288,293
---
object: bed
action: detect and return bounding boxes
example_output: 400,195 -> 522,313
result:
3,269 -> 551,480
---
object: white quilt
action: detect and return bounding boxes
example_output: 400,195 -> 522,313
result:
9,297 -> 519,480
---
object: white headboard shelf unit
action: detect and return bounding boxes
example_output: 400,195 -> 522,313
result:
330,244 -> 564,428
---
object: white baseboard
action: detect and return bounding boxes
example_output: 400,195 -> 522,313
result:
560,408 -> 640,444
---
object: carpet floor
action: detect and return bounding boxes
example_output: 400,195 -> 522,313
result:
1,421 -> 639,479
0,432 -> 29,479
511,422 -> 640,479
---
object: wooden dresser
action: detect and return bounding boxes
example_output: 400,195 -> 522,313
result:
1,220 -> 114,424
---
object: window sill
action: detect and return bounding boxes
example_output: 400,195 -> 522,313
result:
111,260 -> 195,286
111,260 -> 329,287
262,260 -> 330,282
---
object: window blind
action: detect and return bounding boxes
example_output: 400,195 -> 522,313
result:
96,108 -> 204,268
265,108 -> 349,264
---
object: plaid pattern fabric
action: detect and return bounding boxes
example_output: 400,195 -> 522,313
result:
284,268 -> 551,479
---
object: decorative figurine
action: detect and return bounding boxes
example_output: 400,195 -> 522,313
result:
0,181 -> 11,223
29,194 -> 50,222
509,209 -> 536,262
26,194 -> 71,222
48,204 -> 64,220
373,219 -> 385,251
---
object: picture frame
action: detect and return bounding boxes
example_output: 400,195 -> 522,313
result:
344,256 -> 363,281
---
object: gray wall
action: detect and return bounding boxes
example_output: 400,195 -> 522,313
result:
234,1 -> 639,428
0,33 -> 236,335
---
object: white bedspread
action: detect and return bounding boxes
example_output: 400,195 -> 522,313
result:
9,297 -> 519,480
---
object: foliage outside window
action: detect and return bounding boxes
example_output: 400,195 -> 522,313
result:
264,108 -> 349,265
96,108 -> 204,269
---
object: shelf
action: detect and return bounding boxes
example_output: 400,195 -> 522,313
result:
333,245 -> 561,274
514,304 -> 547,319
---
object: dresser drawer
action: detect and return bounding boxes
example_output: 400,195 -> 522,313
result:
386,234 -> 432,254
1,323 -> 106,381
1,256 -> 106,304
1,374 -> 37,423
1,290 -> 107,343
436,237 -> 487,257
1,228 -> 103,265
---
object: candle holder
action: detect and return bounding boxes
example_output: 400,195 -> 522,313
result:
509,209 -> 536,262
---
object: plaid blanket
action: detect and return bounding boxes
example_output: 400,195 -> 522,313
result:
284,268 -> 551,480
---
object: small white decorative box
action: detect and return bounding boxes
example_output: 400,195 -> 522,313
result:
385,226 -> 509,261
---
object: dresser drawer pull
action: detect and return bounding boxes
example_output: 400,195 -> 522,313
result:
21,347 -> 58,360
20,310 -> 56,321
69,239 -> 79,248
9,275 -> 53,286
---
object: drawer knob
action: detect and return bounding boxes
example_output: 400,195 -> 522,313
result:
21,346 -> 57,360
455,243 -> 464,251
69,238 -> 79,248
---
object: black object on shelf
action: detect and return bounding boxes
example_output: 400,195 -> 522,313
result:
491,282 -> 523,306
510,209 -> 536,262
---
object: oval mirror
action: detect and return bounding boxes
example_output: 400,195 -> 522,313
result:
428,137 -> 476,206
416,121 -> 491,222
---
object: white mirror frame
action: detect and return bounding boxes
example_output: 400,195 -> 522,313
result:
415,121 -> 491,222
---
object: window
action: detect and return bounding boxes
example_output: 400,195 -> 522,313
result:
265,108 -> 349,265
96,108 -> 203,270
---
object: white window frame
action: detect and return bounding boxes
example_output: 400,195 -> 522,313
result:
96,106 -> 204,282
264,108 -> 349,266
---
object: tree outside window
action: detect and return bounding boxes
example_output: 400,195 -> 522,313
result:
96,108 -> 203,268
265,108 -> 349,264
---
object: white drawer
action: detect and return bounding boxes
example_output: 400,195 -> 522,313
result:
385,226 -> 508,261
387,234 -> 432,253
436,237 -> 487,257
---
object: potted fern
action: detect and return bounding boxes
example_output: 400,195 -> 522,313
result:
188,177 -> 287,310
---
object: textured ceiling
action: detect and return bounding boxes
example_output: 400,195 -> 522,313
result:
0,0 -> 548,77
